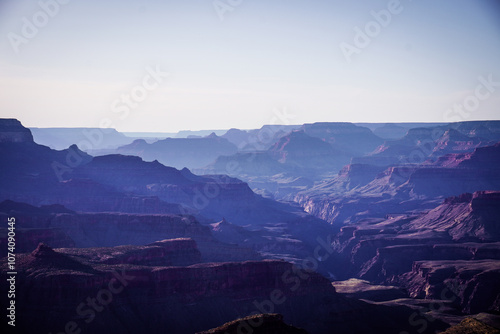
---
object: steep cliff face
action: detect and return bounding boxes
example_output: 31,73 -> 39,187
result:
360,243 -> 500,282
400,260 -> 500,314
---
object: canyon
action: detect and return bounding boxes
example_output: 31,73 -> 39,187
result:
1,118 -> 500,333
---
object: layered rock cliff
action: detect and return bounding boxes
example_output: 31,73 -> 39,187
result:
399,260 -> 500,314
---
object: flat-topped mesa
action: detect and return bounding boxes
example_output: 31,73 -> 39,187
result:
301,122 -> 384,156
57,238 -> 202,266
151,260 -> 334,300
0,118 -> 34,143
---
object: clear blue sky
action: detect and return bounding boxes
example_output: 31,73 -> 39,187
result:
1,0 -> 500,131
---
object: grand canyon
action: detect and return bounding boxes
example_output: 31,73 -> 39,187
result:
1,118 -> 500,333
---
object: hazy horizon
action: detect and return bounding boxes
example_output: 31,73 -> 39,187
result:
1,0 -> 500,132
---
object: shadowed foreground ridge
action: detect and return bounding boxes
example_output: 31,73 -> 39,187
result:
1,243 -> 448,334
196,313 -> 309,334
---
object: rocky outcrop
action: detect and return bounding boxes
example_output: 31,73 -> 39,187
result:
440,317 -> 500,334
197,313 -> 309,334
